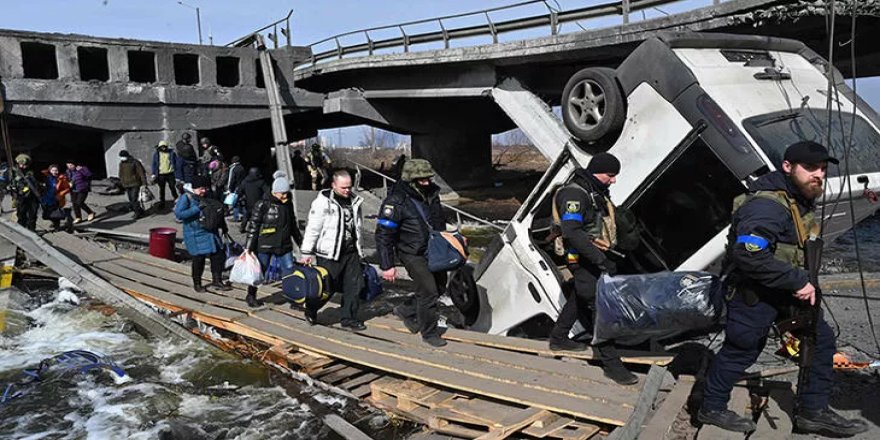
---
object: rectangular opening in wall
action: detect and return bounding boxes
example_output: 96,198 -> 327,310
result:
216,56 -> 240,87
77,46 -> 109,81
127,50 -> 156,83
173,54 -> 200,86
254,59 -> 265,88
20,42 -> 58,79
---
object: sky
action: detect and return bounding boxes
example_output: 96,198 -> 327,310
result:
1,0 -> 878,145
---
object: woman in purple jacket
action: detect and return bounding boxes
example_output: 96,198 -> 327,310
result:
66,159 -> 95,223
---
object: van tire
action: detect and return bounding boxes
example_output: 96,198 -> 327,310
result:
561,67 -> 625,149
447,265 -> 479,325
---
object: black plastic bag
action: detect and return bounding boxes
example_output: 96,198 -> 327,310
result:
593,271 -> 724,346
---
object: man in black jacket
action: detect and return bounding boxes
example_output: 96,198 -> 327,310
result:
551,152 -> 637,385
698,142 -> 868,435
375,159 -> 448,347
236,167 -> 268,226
242,175 -> 303,307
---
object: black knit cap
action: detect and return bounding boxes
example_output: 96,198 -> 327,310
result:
118,150 -> 130,158
586,152 -> 621,175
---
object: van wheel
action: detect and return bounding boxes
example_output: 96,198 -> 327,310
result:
561,67 -> 625,149
447,266 -> 479,326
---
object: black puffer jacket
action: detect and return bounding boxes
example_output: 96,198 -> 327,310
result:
375,181 -> 444,270
236,168 -> 268,213
244,195 -> 303,255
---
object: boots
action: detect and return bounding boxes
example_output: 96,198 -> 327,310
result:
209,273 -> 232,291
245,290 -> 263,308
193,280 -> 206,293
601,358 -> 639,385
548,337 -> 588,352
697,408 -> 757,433
795,407 -> 869,436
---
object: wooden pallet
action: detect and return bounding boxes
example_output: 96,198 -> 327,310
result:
42,233 -> 666,429
369,377 -> 601,440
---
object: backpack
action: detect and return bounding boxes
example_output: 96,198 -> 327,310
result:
410,198 -> 468,272
188,194 -> 225,231
282,264 -> 331,305
176,141 -> 197,161
360,264 -> 383,302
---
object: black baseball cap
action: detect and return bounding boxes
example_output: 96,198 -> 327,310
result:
784,141 -> 839,165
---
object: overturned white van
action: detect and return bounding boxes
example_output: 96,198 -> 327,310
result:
461,33 -> 880,337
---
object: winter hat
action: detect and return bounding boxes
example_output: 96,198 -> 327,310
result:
158,140 -> 169,148
118,150 -> 131,158
586,153 -> 620,175
272,170 -> 287,179
272,177 -> 290,193
191,175 -> 210,189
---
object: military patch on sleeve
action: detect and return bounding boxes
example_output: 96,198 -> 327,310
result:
736,234 -> 770,253
382,204 -> 395,217
565,200 -> 580,213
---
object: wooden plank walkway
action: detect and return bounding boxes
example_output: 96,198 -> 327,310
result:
40,232 -> 685,437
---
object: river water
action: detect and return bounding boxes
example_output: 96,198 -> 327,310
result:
0,281 -> 406,440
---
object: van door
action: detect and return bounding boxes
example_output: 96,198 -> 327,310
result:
621,126 -> 747,273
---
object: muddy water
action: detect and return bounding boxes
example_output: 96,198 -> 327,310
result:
0,281 -> 409,439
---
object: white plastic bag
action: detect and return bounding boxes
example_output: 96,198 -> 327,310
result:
229,252 -> 263,286
138,186 -> 154,203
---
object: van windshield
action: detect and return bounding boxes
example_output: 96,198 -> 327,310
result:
743,110 -> 880,177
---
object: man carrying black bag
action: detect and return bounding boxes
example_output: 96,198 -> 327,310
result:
300,170 -> 365,331
376,159 -> 448,347
549,152 -> 637,385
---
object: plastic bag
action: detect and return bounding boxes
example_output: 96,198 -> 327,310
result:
138,186 -> 154,203
223,234 -> 244,270
223,192 -> 238,206
229,252 -> 263,286
593,271 -> 724,346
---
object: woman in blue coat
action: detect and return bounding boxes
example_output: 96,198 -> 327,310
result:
174,175 -> 231,292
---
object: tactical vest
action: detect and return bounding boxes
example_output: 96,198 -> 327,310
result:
730,190 -> 820,269
551,184 -> 617,263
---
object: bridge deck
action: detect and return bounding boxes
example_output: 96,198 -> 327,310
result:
40,232 -> 682,437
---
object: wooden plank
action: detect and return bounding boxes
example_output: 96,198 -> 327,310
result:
521,413 -> 573,438
92,267 -> 246,321
639,379 -> 694,440
552,423 -> 600,440
751,385 -> 794,440
368,316 -> 673,366
339,372 -> 382,391
371,394 -> 486,438
320,366 -> 366,385
254,309 -> 638,412
93,261 -> 250,312
356,324 -> 642,397
239,313 -> 632,425
322,414 -> 373,440
697,386 -> 751,440
605,365 -> 667,440
476,407 -> 550,440
111,257 -> 249,301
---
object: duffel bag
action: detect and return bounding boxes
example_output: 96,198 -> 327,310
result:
282,264 -> 331,305
426,231 -> 468,273
360,264 -> 383,302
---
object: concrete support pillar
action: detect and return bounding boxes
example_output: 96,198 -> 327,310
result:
102,130 -> 187,177
411,131 -> 493,190
56,43 -> 78,80
200,54 -> 215,87
107,46 -> 128,83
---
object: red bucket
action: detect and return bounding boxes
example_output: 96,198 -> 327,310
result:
149,227 -> 177,260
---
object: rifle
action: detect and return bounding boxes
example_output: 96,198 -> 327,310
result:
774,237 -> 823,401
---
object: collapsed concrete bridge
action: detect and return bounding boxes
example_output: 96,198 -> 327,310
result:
0,0 -> 877,187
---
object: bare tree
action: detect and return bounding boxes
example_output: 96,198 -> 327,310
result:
359,126 -> 400,152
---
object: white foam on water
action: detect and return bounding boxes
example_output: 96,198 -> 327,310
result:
311,391 -> 349,408
149,338 -> 210,384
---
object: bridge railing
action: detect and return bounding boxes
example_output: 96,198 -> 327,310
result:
227,9 -> 294,48
346,159 -> 505,232
300,0 -> 722,67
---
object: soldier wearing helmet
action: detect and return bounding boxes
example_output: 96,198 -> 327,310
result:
305,143 -> 332,190
11,153 -> 41,230
375,158 -> 449,347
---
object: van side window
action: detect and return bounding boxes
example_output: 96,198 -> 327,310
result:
627,137 -> 745,270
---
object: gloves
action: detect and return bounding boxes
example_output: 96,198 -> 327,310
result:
600,259 -> 617,276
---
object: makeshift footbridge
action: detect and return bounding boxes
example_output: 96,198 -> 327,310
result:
0,218 -> 795,439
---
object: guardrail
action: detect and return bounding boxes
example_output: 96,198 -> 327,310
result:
302,0 -> 721,66
347,159 -> 505,231
227,9 -> 293,48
